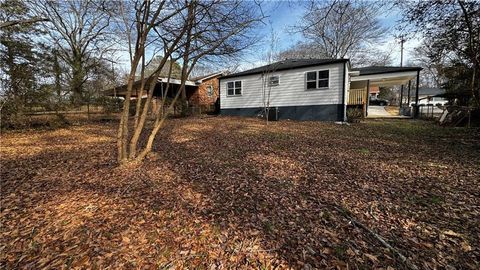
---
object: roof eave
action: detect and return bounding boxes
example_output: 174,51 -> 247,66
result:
219,59 -> 350,80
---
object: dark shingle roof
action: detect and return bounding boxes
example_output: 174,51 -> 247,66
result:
351,66 -> 422,76
220,58 -> 349,79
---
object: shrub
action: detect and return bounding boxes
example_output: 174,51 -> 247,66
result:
346,107 -> 363,123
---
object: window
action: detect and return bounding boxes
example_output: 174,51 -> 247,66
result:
306,71 -> 317,90
227,81 -> 242,96
268,75 -> 279,86
306,70 -> 329,90
207,85 -> 214,97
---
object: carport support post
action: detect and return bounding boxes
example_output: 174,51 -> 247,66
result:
407,80 -> 411,106
399,85 -> 404,109
414,71 -> 420,119
365,80 -> 370,118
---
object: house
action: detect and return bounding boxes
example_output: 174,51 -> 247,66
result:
408,87 -> 447,106
219,59 -> 350,121
219,59 -> 422,121
106,72 -> 223,111
369,86 -> 380,98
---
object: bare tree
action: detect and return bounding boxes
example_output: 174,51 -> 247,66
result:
397,0 -> 480,105
116,0 -> 262,164
409,42 -> 446,88
30,0 -> 116,106
0,17 -> 49,29
261,22 -> 280,124
352,45 -> 394,67
276,41 -> 329,60
297,0 -> 385,59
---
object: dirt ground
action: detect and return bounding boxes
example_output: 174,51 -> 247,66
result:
1,117 -> 479,269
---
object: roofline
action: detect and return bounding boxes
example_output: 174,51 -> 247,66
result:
103,77 -> 197,96
352,67 -> 423,76
219,59 -> 350,80
193,71 -> 224,83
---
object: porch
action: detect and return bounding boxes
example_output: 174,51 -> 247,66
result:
347,66 -> 422,118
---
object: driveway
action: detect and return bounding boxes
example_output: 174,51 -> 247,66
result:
368,105 -> 391,117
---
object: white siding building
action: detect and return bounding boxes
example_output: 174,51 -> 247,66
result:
219,59 -> 350,121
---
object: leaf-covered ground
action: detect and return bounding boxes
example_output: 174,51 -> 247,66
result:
1,117 -> 479,269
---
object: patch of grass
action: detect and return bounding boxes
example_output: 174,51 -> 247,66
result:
334,245 -> 347,259
407,194 -> 444,207
358,148 -> 370,154
429,195 -> 443,205
262,220 -> 275,234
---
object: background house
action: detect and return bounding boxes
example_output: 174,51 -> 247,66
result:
408,87 -> 447,106
369,86 -> 380,98
106,72 -> 223,112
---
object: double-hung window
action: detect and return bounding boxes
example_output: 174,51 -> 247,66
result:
227,81 -> 242,96
306,70 -> 329,90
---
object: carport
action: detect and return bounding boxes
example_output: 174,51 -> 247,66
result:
347,66 -> 422,118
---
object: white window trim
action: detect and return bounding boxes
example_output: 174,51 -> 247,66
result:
268,75 -> 280,87
305,69 -> 330,90
226,80 -> 242,96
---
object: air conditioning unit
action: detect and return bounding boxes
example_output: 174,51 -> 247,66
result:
267,107 -> 279,121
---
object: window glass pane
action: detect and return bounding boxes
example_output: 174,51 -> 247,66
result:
306,71 -> 316,81
227,88 -> 234,95
227,82 -> 234,89
235,81 -> 241,88
318,79 -> 328,88
234,88 -> 241,95
207,86 -> 213,96
307,81 -> 317,89
318,70 -> 329,79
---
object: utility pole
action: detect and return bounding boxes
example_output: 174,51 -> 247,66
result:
399,34 -> 405,67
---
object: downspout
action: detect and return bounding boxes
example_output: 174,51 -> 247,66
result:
341,61 -> 347,122
218,77 -> 221,114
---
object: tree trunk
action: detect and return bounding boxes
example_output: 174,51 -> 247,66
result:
133,52 -> 147,130
128,56 -> 170,159
117,52 -> 142,163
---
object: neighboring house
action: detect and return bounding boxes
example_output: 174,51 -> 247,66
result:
188,73 -> 221,108
408,87 -> 447,106
106,72 -> 223,110
369,86 -> 380,98
219,59 -> 422,121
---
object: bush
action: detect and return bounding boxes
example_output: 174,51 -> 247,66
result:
346,107 -> 363,123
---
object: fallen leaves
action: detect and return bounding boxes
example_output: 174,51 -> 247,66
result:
364,253 -> 379,263
1,118 -> 479,269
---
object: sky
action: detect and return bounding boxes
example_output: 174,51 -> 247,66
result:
116,1 -> 424,73
236,1 -> 423,70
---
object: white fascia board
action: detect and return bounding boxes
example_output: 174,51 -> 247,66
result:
350,71 -> 418,82
157,77 -> 197,86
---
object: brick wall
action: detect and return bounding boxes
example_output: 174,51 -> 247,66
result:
188,76 -> 219,108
